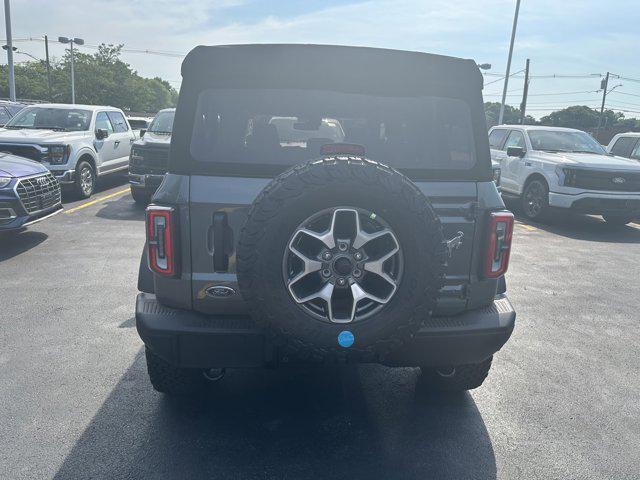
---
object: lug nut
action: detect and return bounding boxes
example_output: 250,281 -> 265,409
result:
353,269 -> 362,278
353,251 -> 363,261
322,251 -> 333,261
336,277 -> 346,286
322,269 -> 332,278
338,243 -> 348,252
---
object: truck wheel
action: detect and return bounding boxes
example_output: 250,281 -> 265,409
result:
602,214 -> 635,226
419,356 -> 493,392
130,186 -> 152,204
74,160 -> 95,199
145,347 -> 205,395
521,178 -> 549,221
237,158 -> 446,360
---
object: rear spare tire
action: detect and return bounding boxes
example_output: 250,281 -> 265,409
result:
237,158 -> 446,360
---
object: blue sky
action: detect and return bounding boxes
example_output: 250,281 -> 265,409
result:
3,0 -> 640,117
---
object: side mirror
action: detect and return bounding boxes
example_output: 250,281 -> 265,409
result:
140,129 -> 146,138
96,128 -> 109,140
507,146 -> 525,158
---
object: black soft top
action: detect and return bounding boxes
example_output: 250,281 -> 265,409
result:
172,44 -> 491,181
181,44 -> 483,96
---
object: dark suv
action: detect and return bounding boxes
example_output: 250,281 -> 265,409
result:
136,45 -> 516,396
129,108 -> 175,204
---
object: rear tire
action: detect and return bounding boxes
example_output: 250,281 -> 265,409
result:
520,178 -> 549,221
419,357 -> 493,392
602,214 -> 635,226
130,186 -> 152,204
145,347 -> 205,395
74,160 -> 96,199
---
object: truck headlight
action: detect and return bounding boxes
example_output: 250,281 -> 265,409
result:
45,145 -> 71,165
130,148 -> 144,165
0,176 -> 11,188
556,166 -> 576,187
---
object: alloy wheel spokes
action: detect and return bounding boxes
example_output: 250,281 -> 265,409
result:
284,207 -> 402,323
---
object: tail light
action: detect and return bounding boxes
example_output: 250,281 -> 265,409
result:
146,205 -> 178,276
483,211 -> 514,278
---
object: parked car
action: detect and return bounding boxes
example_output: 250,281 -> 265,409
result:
135,44 -> 516,396
606,132 -> 640,161
128,108 -> 175,204
0,104 -> 135,198
127,116 -> 154,140
0,152 -> 62,232
489,125 -> 640,225
0,100 -> 29,127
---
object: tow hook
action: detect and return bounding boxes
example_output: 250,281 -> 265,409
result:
445,231 -> 464,258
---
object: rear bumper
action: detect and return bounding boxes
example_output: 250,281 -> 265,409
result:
136,293 -> 515,368
549,191 -> 640,215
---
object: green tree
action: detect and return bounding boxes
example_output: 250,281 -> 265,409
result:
0,44 -> 177,113
484,102 -> 536,128
539,105 -> 639,130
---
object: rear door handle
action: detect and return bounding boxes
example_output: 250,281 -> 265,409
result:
114,140 -> 120,147
212,211 -> 234,272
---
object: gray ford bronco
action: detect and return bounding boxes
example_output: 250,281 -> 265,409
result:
136,44 -> 516,395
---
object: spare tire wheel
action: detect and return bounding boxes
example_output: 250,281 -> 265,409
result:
237,158 -> 446,359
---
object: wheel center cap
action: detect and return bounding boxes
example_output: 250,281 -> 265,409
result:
333,256 -> 354,276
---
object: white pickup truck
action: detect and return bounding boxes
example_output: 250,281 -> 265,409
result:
488,125 -> 640,225
0,103 -> 135,198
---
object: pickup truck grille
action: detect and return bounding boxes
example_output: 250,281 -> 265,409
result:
140,147 -> 169,168
0,144 -> 43,161
572,169 -> 640,192
16,173 -> 61,214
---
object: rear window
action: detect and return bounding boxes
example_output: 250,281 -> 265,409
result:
189,89 -> 476,171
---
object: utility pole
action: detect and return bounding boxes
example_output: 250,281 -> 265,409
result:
498,0 -> 522,125
519,58 -> 530,124
3,0 -> 16,101
44,35 -> 52,101
597,72 -> 610,132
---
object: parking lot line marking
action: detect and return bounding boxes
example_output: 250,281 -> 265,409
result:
517,223 -> 538,232
64,188 -> 130,214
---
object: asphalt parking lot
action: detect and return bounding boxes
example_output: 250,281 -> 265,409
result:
1,177 -> 639,480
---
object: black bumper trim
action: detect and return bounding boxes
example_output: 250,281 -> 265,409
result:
136,293 -> 515,368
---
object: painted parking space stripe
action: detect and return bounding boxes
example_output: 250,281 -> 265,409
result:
64,188 -> 130,214
515,221 -> 537,232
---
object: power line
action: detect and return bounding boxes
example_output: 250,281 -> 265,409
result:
484,89 -> 601,98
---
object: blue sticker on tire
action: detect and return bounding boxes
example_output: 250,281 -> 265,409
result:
338,330 -> 355,348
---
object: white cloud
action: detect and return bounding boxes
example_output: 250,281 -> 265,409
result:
3,0 -> 640,117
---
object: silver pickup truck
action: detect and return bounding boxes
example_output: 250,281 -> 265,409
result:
0,103 -> 135,198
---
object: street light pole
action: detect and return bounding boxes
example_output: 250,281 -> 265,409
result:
58,36 -> 84,104
70,41 -> 75,104
498,0 -> 522,125
3,0 -> 16,101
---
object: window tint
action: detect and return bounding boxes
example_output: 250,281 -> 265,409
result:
610,136 -> 637,158
107,111 -> 129,133
190,89 -> 476,171
630,140 -> 640,160
95,112 -> 114,135
504,130 -> 526,150
0,107 -> 12,125
489,129 -> 508,149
